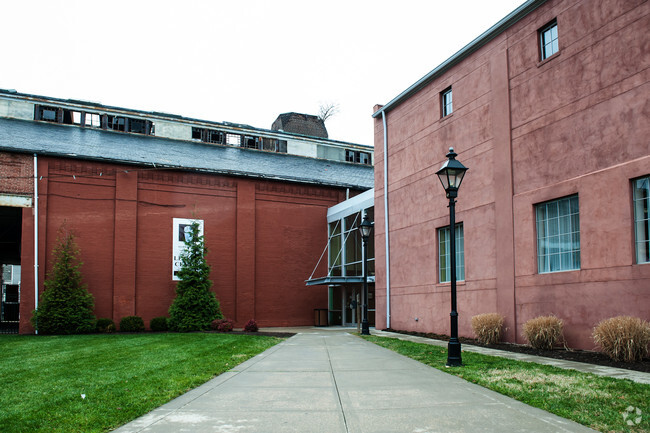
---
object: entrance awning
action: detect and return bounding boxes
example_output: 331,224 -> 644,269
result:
305,276 -> 375,286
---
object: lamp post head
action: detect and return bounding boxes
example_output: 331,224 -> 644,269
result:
359,214 -> 374,240
436,147 -> 468,198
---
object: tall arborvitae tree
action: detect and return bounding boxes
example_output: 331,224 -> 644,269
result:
168,221 -> 222,331
32,225 -> 95,334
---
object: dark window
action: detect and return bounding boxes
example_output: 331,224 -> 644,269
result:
129,118 -> 147,134
107,116 -> 126,131
346,150 -> 372,165
192,127 -> 202,140
539,20 -> 559,60
441,87 -> 453,117
37,106 -> 59,122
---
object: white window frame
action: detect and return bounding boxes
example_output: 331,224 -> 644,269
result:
540,20 -> 559,60
441,87 -> 453,117
536,195 -> 580,273
439,223 -> 464,283
633,176 -> 650,264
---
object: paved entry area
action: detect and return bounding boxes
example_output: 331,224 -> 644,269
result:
113,330 -> 597,433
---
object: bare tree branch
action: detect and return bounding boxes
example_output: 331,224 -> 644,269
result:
318,102 -> 340,123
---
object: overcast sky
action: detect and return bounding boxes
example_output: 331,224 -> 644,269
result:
1,0 -> 524,145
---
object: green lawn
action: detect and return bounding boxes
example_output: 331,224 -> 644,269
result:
363,335 -> 650,433
0,333 -> 282,433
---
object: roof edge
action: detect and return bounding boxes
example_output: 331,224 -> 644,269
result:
372,0 -> 546,118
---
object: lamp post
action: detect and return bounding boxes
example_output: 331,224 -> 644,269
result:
359,214 -> 374,335
435,147 -> 468,367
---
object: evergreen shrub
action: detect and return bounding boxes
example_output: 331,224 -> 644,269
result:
150,316 -> 169,332
168,221 -> 222,332
31,225 -> 95,334
96,318 -> 116,333
120,316 -> 145,332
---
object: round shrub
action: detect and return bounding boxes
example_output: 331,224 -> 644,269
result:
593,316 -> 650,362
120,316 -> 145,332
96,318 -> 116,333
150,316 -> 169,332
212,318 -> 234,332
244,319 -> 259,333
522,315 -> 564,350
471,313 -> 504,345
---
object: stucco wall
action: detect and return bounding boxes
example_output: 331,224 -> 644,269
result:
374,0 -> 649,349
18,157 -> 342,332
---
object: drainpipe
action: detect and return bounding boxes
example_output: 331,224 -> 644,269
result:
382,111 -> 391,329
33,154 -> 38,334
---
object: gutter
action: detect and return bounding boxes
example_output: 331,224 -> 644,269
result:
33,154 -> 38,334
372,0 -> 546,119
382,111 -> 391,329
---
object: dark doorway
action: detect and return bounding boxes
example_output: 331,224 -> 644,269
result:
0,206 -> 22,334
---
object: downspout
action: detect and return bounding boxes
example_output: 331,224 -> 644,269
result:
382,111 -> 391,329
33,154 -> 38,335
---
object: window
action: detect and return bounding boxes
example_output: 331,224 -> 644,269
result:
37,106 -> 59,122
536,195 -> 579,273
539,20 -> 559,60
72,111 -> 82,125
345,150 -> 372,165
439,223 -> 464,283
107,116 -> 126,131
633,176 -> 650,264
328,221 -> 342,276
85,113 -> 100,127
441,87 -> 453,117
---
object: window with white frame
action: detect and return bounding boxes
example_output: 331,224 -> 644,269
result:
536,195 -> 580,273
633,176 -> 650,264
441,87 -> 453,117
439,223 -> 464,283
539,19 -> 559,60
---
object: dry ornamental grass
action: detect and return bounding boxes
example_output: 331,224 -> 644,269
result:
522,315 -> 564,350
593,316 -> 650,362
471,313 -> 505,345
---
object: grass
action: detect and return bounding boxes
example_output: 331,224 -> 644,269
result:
363,335 -> 650,433
0,333 -> 282,433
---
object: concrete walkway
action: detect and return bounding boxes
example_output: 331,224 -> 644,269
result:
113,328 -> 600,433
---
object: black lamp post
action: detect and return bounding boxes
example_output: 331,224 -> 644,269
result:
435,147 -> 468,367
359,214 -> 374,335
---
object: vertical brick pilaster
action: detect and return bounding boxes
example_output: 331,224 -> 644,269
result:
112,171 -> 138,321
235,181 -> 256,324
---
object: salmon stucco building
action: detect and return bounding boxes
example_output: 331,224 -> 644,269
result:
372,0 -> 649,349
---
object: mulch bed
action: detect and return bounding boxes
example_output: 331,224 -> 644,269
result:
384,328 -> 650,373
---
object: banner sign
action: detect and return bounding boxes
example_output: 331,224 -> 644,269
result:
172,218 -> 204,281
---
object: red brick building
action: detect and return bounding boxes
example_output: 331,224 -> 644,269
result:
372,0 -> 649,349
0,91 -> 373,333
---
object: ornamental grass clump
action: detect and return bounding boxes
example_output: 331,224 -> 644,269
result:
593,316 -> 650,362
471,313 -> 505,345
522,315 -> 564,350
